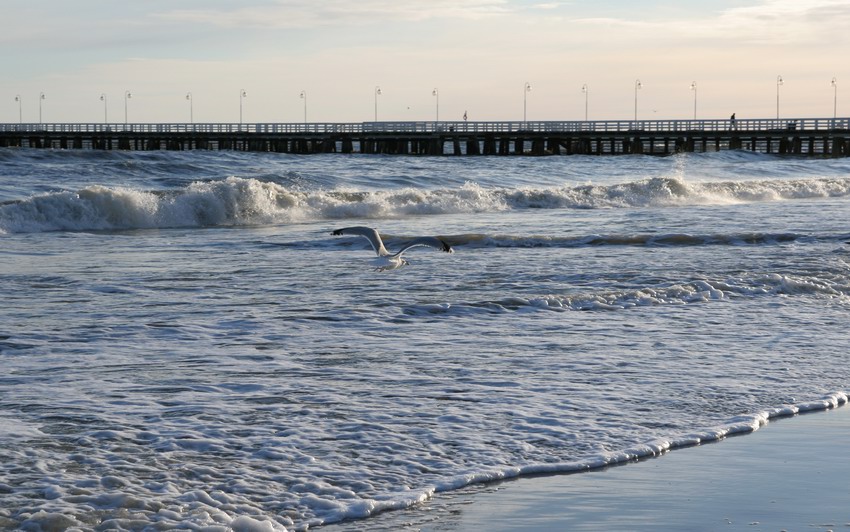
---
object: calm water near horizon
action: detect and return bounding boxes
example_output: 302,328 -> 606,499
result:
1,148 -> 849,530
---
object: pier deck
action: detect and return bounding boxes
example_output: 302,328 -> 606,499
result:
1,118 -> 848,156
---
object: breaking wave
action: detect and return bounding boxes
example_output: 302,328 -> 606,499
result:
2,175 -> 850,234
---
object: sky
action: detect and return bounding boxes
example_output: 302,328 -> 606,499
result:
1,0 -> 848,124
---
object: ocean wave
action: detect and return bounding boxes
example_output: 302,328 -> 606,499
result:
441,231 -> 821,249
503,175 -> 850,208
402,273 -> 850,316
3,175 -> 850,234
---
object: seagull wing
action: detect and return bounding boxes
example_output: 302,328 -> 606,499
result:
331,226 -> 388,256
393,237 -> 454,257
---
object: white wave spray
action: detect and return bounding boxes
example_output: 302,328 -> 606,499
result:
3,175 -> 850,234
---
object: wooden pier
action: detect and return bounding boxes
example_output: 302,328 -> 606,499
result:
1,118 -> 848,156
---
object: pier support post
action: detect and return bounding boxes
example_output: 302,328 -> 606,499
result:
483,135 -> 496,155
532,138 -> 545,155
514,138 -> 524,155
730,136 -> 742,150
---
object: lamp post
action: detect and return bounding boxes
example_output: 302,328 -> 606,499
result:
39,92 -> 46,124
14,95 -> 21,124
432,88 -> 439,123
581,84 -> 588,121
689,81 -> 697,120
832,77 -> 838,119
186,92 -> 193,123
523,82 -> 532,123
374,86 -> 382,122
124,90 -> 132,124
100,93 -> 108,123
239,89 -> 247,124
300,90 -> 307,124
634,79 -> 642,121
776,75 -> 783,119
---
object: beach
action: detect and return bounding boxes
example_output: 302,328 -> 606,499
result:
346,404 -> 850,531
2,149 -> 850,530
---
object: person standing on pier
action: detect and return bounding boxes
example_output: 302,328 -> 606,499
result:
730,113 -> 737,130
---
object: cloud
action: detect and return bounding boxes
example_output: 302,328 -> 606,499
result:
567,0 -> 850,46
715,0 -> 850,44
158,0 -> 512,29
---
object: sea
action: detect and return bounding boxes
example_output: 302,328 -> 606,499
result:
1,147 -> 849,531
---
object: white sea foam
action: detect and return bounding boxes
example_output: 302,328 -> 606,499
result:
402,273 -> 850,316
2,175 -> 850,234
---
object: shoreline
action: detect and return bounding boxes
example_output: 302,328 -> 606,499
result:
324,401 -> 850,531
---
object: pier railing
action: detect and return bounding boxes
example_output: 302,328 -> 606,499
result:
1,117 -> 848,135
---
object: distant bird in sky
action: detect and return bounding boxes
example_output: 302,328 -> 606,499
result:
331,226 -> 453,271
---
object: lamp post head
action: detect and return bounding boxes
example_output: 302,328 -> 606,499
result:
240,89 -> 247,98
15,95 -> 20,102
582,83 -> 587,93
690,81 -> 696,91
186,92 -> 192,100
525,82 -> 532,92
635,79 -> 642,90
375,86 -> 382,95
832,77 -> 838,87
432,88 -> 438,96
777,75 -> 783,86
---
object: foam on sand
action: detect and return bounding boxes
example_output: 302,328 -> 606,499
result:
329,396 -> 850,531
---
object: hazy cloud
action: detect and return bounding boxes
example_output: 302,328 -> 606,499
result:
569,0 -> 850,46
716,0 -> 850,43
159,0 -> 512,28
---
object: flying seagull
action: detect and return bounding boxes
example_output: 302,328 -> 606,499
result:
331,226 -> 453,271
